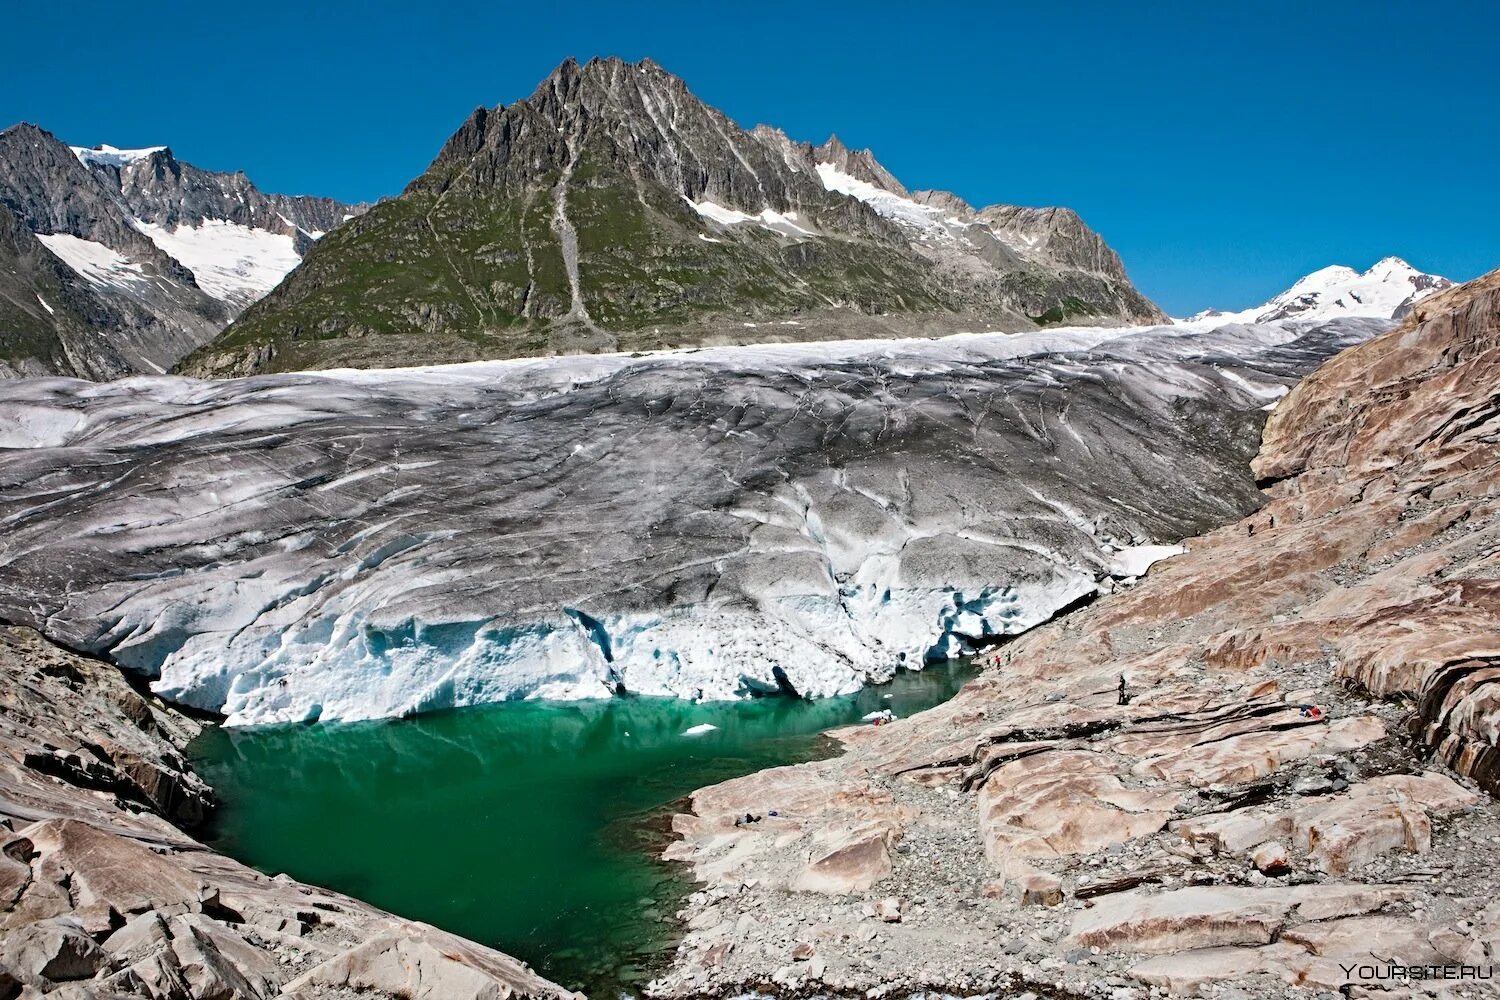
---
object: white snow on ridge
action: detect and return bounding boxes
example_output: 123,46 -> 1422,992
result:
36,233 -> 150,291
71,144 -> 167,168
135,220 -> 302,304
687,198 -> 815,237
1182,257 -> 1451,327
815,162 -> 966,241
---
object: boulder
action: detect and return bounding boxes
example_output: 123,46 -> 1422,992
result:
1131,941 -> 1310,994
0,917 -> 111,983
1017,873 -> 1063,907
1249,841 -> 1290,875
1132,716 -> 1385,788
790,823 -> 894,894
1174,771 -> 1477,875
102,912 -> 171,961
1294,797 -> 1429,874
169,913 -> 283,999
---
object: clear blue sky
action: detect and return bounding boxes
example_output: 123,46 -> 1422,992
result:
5,0 -> 1495,314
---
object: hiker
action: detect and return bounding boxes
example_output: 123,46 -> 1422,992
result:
1118,675 -> 1130,706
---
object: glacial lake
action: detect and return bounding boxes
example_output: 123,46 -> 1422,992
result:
189,661 -> 976,995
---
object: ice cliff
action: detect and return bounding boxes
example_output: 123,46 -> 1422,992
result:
0,319 -> 1381,724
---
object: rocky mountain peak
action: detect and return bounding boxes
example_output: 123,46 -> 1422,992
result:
814,134 -> 908,196
0,121 -> 366,378
192,58 -> 1165,376
0,123 -> 198,283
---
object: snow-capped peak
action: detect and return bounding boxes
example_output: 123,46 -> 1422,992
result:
1184,258 -> 1452,326
71,143 -> 168,168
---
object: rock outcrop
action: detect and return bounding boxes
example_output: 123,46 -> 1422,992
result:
654,270 -> 1500,998
0,626 -> 571,999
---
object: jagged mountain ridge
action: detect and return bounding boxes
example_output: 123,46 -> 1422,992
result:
186,56 -> 1165,377
0,124 -> 366,378
77,142 -> 364,258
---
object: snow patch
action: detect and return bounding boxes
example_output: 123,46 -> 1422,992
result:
35,294 -> 54,315
1182,258 -> 1452,326
1107,544 -> 1185,579
815,162 -> 967,241
134,220 -> 301,304
36,234 -> 149,291
686,199 -> 815,237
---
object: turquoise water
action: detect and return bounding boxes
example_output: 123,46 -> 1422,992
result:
189,663 -> 976,994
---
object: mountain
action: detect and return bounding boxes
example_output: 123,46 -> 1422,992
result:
0,124 -> 366,378
1185,256 -> 1452,325
182,57 -> 1166,377
0,201 -> 136,378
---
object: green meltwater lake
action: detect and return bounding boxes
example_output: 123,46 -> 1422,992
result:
188,663 -> 975,995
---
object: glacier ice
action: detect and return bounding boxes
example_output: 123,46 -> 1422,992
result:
0,318 -> 1385,725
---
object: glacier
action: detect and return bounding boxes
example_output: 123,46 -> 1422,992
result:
0,318 -> 1384,725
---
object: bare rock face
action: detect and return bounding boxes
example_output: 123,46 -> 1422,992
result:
1069,883 -> 1411,953
0,626 -> 570,1000
978,749 -> 1183,863
654,270 -> 1500,998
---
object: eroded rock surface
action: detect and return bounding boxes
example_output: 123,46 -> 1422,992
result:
0,626 -> 571,999
655,271 -> 1500,998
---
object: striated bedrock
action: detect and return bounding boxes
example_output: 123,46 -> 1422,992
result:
652,271 -> 1500,998
0,626 -> 571,1000
0,319 -> 1371,725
